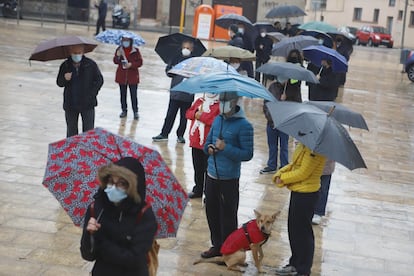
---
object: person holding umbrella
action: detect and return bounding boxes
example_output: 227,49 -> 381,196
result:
254,28 -> 273,83
80,157 -> 158,276
56,44 -> 104,137
113,34 -> 143,120
200,92 -> 254,258
312,58 -> 339,101
152,40 -> 195,143
272,143 -> 326,276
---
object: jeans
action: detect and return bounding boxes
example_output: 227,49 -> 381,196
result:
314,174 -> 332,216
65,108 -> 95,137
161,99 -> 192,137
266,123 -> 289,169
205,175 -> 239,249
191,148 -> 208,195
119,84 -> 138,113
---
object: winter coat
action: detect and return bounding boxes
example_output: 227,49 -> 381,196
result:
273,143 -> 326,193
57,56 -> 103,112
185,97 -> 220,149
204,106 -> 254,180
95,0 -> 107,18
113,46 -> 143,85
228,33 -> 244,49
220,219 -> 267,255
254,35 -> 273,63
314,66 -> 339,101
80,159 -> 158,276
166,53 -> 195,102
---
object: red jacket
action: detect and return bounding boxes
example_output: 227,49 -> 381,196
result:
185,97 -> 219,149
113,46 -> 143,85
220,219 -> 268,255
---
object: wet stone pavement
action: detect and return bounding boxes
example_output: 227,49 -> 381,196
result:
0,19 -> 414,276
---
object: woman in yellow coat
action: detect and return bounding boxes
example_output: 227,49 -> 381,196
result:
272,143 -> 326,276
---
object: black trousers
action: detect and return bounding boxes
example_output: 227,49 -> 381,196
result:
255,59 -> 269,83
240,61 -> 254,78
119,84 -> 138,113
191,148 -> 208,195
65,108 -> 95,137
161,99 -> 192,137
205,175 -> 239,249
95,16 -> 106,34
288,191 -> 319,275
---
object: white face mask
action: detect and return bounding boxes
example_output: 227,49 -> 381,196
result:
182,48 -> 191,56
238,28 -> 244,34
318,39 -> 324,45
230,63 -> 240,69
219,101 -> 233,114
260,32 -> 266,38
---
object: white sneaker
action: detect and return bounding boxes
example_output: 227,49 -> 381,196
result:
312,214 -> 322,225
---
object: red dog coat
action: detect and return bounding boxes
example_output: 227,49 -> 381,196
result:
220,219 -> 269,255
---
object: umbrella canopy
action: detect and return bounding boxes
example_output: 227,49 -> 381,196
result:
265,101 -> 366,170
95,29 -> 146,46
302,45 -> 348,72
202,45 -> 256,61
29,35 -> 97,61
155,33 -> 206,64
215,13 -> 257,50
267,32 -> 286,43
299,21 -> 338,34
42,128 -> 188,238
253,22 -> 278,33
300,30 -> 334,48
256,62 -> 319,83
171,72 -> 276,101
272,35 -> 319,57
305,101 -> 369,130
168,57 -> 238,78
265,5 -> 306,19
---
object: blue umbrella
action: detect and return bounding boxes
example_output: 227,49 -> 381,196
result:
302,45 -> 348,72
168,57 -> 238,78
95,29 -> 145,46
272,35 -> 319,57
170,72 -> 276,102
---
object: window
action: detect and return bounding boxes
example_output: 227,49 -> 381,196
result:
373,9 -> 380,22
410,11 -> 414,26
320,0 -> 327,9
398,10 -> 403,20
354,8 -> 362,21
389,0 -> 396,7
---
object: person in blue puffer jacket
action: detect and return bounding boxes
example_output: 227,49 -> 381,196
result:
200,91 -> 254,259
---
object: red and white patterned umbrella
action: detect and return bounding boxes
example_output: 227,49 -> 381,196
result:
42,127 -> 188,238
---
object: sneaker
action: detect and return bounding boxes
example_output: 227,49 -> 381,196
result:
177,136 -> 185,143
274,265 -> 297,276
312,214 -> 322,225
260,166 -> 276,174
133,112 -> 139,120
119,111 -> 127,118
201,247 -> 221,258
152,134 -> 168,142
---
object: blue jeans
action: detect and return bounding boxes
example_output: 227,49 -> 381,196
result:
266,123 -> 289,170
314,174 -> 332,216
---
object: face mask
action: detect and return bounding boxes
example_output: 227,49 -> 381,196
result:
182,48 -> 191,56
104,185 -> 127,203
230,63 -> 240,69
122,40 -> 131,48
260,32 -> 266,38
318,39 -> 324,45
219,101 -> 233,114
238,28 -> 244,34
71,54 -> 82,63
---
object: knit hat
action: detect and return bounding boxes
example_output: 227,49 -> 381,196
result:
229,24 -> 239,34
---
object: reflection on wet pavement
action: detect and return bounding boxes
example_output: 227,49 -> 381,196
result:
0,19 -> 413,275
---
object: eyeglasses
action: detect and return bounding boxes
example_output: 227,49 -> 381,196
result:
107,176 -> 129,191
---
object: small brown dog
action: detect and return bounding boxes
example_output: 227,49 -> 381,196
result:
194,210 -> 279,273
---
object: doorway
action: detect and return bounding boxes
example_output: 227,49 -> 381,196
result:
141,0 -> 157,19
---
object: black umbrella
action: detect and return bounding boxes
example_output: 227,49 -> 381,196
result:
300,30 -> 334,48
215,13 -> 257,50
265,5 -> 306,19
155,33 -> 206,64
253,22 -> 278,33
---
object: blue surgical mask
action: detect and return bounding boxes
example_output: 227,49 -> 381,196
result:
71,54 -> 82,63
104,185 -> 127,203
122,41 -> 131,48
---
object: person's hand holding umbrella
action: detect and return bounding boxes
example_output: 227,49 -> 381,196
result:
87,217 -> 101,233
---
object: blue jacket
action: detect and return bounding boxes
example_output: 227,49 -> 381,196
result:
204,106 -> 254,179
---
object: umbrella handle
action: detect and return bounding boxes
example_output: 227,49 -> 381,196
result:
327,105 -> 336,116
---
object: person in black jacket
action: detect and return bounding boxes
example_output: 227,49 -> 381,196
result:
254,28 -> 273,83
313,59 -> 339,101
94,0 -> 107,35
228,24 -> 244,48
152,40 -> 195,143
80,157 -> 158,276
56,44 -> 103,137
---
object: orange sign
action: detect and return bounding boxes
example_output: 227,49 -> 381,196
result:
213,5 -> 243,41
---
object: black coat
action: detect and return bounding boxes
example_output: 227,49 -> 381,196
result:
80,190 -> 158,276
314,66 -> 339,101
57,56 -> 103,111
228,33 -> 244,49
254,35 -> 273,63
165,53 -> 195,102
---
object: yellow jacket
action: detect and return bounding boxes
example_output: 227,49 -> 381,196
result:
272,143 -> 326,193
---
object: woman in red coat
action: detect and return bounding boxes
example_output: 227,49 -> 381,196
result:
185,93 -> 220,198
113,35 -> 143,120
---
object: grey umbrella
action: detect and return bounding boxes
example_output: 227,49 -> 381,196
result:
272,35 -> 319,57
305,101 -> 369,130
265,5 -> 306,19
265,101 -> 367,170
256,62 -> 319,83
